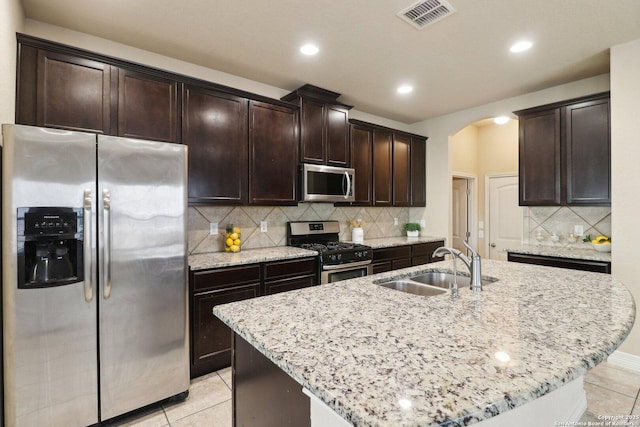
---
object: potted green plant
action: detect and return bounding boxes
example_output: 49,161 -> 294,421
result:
404,222 -> 421,237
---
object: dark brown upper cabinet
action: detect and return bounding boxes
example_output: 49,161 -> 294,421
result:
514,92 -> 610,206
349,123 -> 374,205
349,119 -> 428,207
373,128 -> 394,206
183,86 -> 248,205
16,47 -> 114,134
392,134 -> 411,206
565,97 -> 611,205
282,84 -> 352,167
410,137 -> 427,207
118,69 -> 180,143
248,100 -> 299,205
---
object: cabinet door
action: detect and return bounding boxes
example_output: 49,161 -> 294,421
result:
118,69 -> 179,142
565,98 -> 611,205
350,124 -> 373,205
183,86 -> 248,204
518,109 -> 561,205
36,50 -> 113,134
373,129 -> 393,206
300,98 -> 325,164
392,134 -> 411,206
410,137 -> 427,207
249,101 -> 299,205
191,284 -> 260,377
326,106 -> 350,167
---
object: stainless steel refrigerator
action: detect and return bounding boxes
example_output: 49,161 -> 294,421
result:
1,124 -> 189,426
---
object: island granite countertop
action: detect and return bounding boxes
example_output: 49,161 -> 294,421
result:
189,246 -> 318,271
213,259 -> 634,427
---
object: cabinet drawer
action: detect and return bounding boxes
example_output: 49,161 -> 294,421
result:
264,257 -> 317,280
392,258 -> 412,270
411,243 -> 429,257
264,275 -> 316,295
411,256 -> 430,266
373,246 -> 411,261
192,264 -> 261,293
372,261 -> 392,274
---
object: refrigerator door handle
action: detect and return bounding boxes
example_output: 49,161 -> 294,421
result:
83,188 -> 93,302
103,188 -> 112,299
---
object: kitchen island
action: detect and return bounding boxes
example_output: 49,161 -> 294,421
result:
213,259 -> 635,426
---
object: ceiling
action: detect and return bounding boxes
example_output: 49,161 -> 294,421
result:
20,0 -> 640,124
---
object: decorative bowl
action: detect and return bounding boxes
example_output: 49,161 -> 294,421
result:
591,243 -> 611,253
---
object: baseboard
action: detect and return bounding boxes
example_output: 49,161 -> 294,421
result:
607,350 -> 640,372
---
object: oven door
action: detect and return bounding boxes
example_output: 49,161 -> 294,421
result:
321,260 -> 372,284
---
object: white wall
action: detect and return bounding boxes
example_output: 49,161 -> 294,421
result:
0,0 -> 24,127
409,75 -> 610,248
611,38 -> 640,357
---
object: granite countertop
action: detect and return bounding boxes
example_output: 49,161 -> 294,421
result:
506,244 -> 611,262
189,246 -> 318,271
214,259 -> 634,427
359,235 -> 446,248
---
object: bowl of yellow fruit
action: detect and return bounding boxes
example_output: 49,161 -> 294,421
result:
588,235 -> 611,252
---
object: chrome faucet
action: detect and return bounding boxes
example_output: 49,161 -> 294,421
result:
433,241 -> 483,292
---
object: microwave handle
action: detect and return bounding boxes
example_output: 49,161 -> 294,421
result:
343,171 -> 352,199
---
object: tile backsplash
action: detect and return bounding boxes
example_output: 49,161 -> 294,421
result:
189,204 -> 421,254
523,206 -> 611,249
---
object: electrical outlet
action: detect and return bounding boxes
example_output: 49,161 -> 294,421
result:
260,221 -> 268,232
478,230 -> 484,238
478,221 -> 484,229
574,225 -> 584,236
209,222 -> 218,235
393,218 -> 398,226
419,219 -> 426,228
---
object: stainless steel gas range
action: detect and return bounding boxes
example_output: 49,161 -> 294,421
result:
287,220 -> 373,284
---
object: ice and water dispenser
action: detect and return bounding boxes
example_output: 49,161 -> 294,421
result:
17,207 -> 84,288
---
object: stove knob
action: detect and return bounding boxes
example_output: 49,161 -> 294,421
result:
337,254 -> 342,260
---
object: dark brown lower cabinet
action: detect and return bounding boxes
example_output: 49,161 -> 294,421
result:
263,257 -> 317,295
372,246 -> 412,274
373,241 -> 445,273
191,284 -> 260,378
411,240 -> 445,266
507,252 -> 611,274
233,333 -> 310,427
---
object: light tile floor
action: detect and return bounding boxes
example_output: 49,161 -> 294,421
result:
117,362 -> 640,426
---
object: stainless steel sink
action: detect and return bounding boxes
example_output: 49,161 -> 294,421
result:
410,272 -> 496,289
377,280 -> 448,297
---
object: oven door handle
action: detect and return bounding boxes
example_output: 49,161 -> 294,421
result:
322,260 -> 372,270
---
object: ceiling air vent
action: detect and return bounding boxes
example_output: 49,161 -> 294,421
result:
397,0 -> 456,30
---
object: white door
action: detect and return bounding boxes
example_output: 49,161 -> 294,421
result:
452,178 -> 469,252
488,175 -> 522,260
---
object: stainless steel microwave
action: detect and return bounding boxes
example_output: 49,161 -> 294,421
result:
301,164 -> 355,202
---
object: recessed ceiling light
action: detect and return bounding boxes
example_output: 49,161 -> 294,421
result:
494,116 -> 510,125
300,44 -> 319,56
510,40 -> 533,53
397,85 -> 413,94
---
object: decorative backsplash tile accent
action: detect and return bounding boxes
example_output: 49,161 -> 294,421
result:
523,206 -> 611,249
189,204 -> 421,254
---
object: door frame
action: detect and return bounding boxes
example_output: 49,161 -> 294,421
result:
450,172 -> 477,253
485,172 -> 520,258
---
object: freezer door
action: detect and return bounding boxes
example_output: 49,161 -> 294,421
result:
1,124 -> 98,427
97,135 -> 188,420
